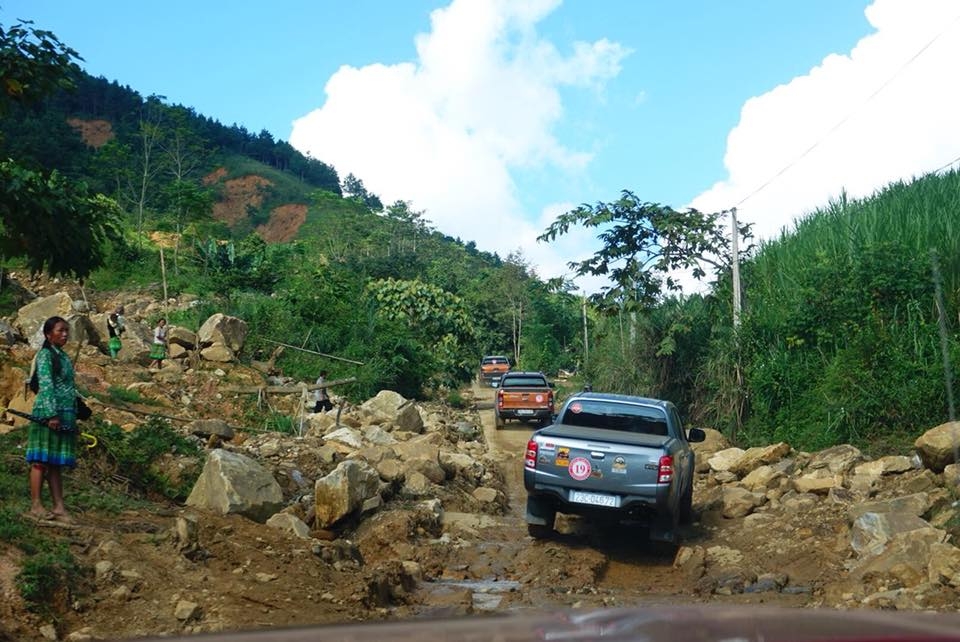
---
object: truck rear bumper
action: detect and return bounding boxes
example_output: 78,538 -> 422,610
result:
498,408 -> 553,421
524,481 -> 668,521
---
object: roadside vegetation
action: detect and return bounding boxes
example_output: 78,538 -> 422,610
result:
2,17 -> 958,458
0,416 -> 199,610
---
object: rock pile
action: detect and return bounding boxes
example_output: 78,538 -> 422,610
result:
686,422 -> 960,608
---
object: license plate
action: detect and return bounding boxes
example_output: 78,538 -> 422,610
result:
516,409 -> 534,416
570,491 -> 619,508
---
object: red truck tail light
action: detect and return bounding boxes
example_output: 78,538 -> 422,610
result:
525,440 -> 538,469
547,390 -> 554,411
497,389 -> 504,409
657,455 -> 674,483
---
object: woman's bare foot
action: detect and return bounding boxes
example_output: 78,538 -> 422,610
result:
50,511 -> 75,524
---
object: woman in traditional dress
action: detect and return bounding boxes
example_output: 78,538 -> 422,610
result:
26,316 -> 78,523
148,318 -> 168,369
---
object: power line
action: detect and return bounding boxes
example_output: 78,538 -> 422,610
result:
735,11 -> 960,208
931,153 -> 960,175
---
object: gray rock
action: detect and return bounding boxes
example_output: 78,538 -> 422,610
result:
266,513 -> 312,539
314,459 -> 381,528
914,422 -> 960,472
197,313 -> 248,352
174,599 -> 201,621
185,449 -> 283,523
808,444 -> 865,474
850,511 -> 944,558
200,343 -> 234,363
188,419 -> 234,440
848,492 -> 930,523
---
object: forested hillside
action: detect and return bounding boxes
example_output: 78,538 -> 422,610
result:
2,18 -> 959,454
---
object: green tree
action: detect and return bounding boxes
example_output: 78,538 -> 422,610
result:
0,20 -> 80,113
539,190 -> 752,310
342,173 -> 383,211
365,277 -> 478,386
0,20 -> 121,281
0,161 -> 123,278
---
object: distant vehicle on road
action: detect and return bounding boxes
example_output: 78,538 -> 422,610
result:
495,371 -> 554,429
478,355 -> 511,387
523,391 -> 704,543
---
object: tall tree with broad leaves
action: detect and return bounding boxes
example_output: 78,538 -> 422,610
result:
538,190 -> 753,311
0,20 -> 123,282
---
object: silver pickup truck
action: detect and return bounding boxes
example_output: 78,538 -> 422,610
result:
523,392 -> 705,543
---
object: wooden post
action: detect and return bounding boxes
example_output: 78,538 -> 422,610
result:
159,245 -> 169,305
731,207 -> 742,329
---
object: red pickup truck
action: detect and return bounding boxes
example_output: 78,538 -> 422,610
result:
495,371 -> 554,429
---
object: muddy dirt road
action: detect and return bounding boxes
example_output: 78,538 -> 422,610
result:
419,383 -> 815,614
416,384 -> 709,613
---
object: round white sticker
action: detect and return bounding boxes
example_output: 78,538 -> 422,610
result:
568,457 -> 591,481
535,394 -> 543,403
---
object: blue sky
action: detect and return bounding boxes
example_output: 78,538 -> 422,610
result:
5,1 -> 960,289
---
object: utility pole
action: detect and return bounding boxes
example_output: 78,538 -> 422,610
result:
731,207 -> 742,329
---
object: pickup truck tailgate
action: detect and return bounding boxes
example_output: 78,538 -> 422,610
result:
529,430 -> 669,497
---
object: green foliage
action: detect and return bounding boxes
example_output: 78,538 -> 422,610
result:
262,412 -> 296,434
16,544 -> 83,610
697,175 -> 960,451
0,161 -> 124,278
366,277 -> 479,387
86,418 -> 202,500
445,389 -> 469,409
100,384 -> 156,406
539,190 -> 752,309
0,19 -> 81,113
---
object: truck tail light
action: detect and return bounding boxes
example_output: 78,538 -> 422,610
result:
547,389 -> 554,411
497,389 -> 504,409
525,440 -> 539,469
657,455 -> 674,484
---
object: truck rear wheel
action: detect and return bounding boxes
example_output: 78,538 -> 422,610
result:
527,523 -> 553,539
679,481 -> 694,525
494,411 -> 505,429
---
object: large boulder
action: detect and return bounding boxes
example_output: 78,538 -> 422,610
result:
850,511 -> 943,558
167,326 -> 197,350
15,292 -> 73,342
728,442 -> 791,477
185,449 -> 283,523
360,390 -> 423,432
807,444 -> 865,474
708,447 -> 745,473
849,531 -> 945,588
721,486 -> 765,518
314,459 -> 381,528
197,313 -> 248,353
915,422 -> 960,472
848,493 -> 930,523
200,344 -> 235,363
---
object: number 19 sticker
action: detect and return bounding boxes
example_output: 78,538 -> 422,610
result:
568,457 -> 592,481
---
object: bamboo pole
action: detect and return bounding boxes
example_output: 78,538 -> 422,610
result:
220,376 -> 357,395
259,339 -> 364,365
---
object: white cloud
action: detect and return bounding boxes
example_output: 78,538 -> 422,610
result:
289,0 -> 628,277
690,0 -> 960,244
